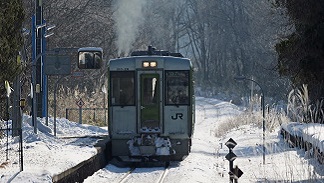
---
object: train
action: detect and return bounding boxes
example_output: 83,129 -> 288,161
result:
107,46 -> 195,162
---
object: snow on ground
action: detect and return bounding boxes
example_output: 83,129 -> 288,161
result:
0,116 -> 108,182
1,96 -> 324,182
85,97 -> 324,183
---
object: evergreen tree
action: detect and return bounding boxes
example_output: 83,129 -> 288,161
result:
275,0 -> 324,102
0,0 -> 25,120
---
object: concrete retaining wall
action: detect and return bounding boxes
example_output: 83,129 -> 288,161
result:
52,137 -> 111,183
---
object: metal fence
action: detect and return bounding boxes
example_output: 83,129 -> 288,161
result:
65,108 -> 108,127
0,127 -> 23,177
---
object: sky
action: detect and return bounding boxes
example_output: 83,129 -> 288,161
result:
1,97 -> 324,182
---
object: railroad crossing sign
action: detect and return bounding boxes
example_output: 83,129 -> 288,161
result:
225,138 -> 243,182
225,138 -> 237,149
76,98 -> 85,108
225,151 -> 237,161
232,165 -> 244,179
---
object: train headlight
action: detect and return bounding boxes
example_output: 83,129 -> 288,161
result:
150,61 -> 157,67
142,61 -> 157,68
143,61 -> 150,68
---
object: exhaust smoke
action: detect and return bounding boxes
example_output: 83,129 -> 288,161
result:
114,0 -> 146,56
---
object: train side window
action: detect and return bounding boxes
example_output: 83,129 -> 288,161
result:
110,71 -> 135,106
165,71 -> 189,105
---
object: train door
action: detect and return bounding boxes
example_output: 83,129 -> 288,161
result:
138,72 -> 162,133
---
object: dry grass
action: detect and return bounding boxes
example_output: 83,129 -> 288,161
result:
287,84 -> 323,124
215,85 -> 324,182
215,95 -> 290,137
216,84 -> 323,138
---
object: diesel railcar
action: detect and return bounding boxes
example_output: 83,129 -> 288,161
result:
108,46 -> 195,162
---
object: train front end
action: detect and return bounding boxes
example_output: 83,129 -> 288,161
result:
108,47 -> 194,162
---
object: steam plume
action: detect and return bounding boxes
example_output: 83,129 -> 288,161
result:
114,0 -> 146,55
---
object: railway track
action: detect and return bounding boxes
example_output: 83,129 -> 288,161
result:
156,164 -> 170,183
117,163 -> 170,183
118,167 -> 136,183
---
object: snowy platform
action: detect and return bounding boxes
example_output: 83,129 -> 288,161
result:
0,115 -> 109,182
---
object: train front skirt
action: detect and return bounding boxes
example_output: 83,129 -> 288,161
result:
127,134 -> 175,156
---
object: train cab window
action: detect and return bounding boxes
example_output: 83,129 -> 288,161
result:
166,71 -> 189,105
110,71 -> 135,106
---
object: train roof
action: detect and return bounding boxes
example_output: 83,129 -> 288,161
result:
109,55 -> 190,63
108,46 -> 192,70
109,55 -> 192,70
130,46 -> 183,57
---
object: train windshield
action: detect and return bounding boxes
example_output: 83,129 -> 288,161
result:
110,71 -> 135,106
166,71 -> 190,105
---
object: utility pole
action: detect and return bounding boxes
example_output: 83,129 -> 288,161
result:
33,0 -> 44,118
31,0 -> 44,133
31,0 -> 55,133
12,54 -> 22,137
